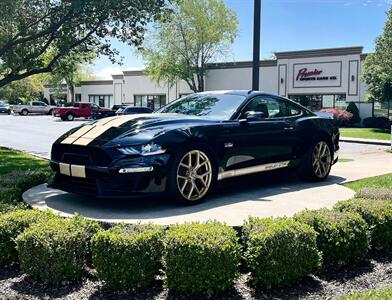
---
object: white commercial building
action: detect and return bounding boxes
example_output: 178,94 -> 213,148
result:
43,46 -> 376,119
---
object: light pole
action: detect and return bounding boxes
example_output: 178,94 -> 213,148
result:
252,0 -> 261,91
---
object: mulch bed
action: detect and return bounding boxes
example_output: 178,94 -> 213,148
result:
0,250 -> 391,300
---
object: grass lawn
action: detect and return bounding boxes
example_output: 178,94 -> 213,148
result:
340,128 -> 391,141
0,148 -> 48,175
0,148 -> 52,212
340,286 -> 392,300
345,173 -> 392,192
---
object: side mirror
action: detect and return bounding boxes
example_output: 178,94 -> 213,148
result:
245,111 -> 266,121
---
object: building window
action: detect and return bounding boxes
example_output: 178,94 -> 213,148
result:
289,94 -> 347,111
134,94 -> 166,110
88,95 -> 113,108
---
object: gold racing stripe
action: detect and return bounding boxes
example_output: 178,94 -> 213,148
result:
69,115 -> 144,146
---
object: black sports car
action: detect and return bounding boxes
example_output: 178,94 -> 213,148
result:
49,90 -> 339,204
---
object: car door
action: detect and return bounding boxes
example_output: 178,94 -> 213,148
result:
220,95 -> 299,172
31,102 -> 41,113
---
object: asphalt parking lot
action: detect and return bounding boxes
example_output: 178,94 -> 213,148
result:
0,114 -> 87,158
3,113 -> 391,225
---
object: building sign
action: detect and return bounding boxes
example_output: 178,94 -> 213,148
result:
293,61 -> 342,88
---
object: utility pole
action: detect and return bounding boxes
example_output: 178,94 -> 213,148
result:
252,0 -> 261,90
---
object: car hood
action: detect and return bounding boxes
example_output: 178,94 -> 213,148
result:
58,113 -> 221,147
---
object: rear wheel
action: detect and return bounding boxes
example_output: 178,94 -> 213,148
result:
66,113 -> 74,121
21,109 -> 28,116
299,140 -> 332,181
167,148 -> 216,205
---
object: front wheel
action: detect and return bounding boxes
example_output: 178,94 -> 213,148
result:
167,148 -> 216,205
299,140 -> 332,181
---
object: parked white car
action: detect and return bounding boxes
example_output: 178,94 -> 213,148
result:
13,101 -> 56,116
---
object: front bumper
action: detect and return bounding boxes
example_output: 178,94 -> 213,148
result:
49,154 -> 170,198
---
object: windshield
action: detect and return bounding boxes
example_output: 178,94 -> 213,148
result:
156,93 -> 245,120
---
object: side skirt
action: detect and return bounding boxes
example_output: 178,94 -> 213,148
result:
217,160 -> 291,181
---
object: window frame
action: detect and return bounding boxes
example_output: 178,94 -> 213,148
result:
236,95 -> 304,121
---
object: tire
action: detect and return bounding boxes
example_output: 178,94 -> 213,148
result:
47,109 -> 53,115
21,109 -> 28,116
299,139 -> 332,182
60,116 -> 66,121
167,146 -> 217,205
66,113 -> 74,121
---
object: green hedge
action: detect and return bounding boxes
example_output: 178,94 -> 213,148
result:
243,217 -> 322,288
334,198 -> 392,250
92,223 -> 165,290
294,209 -> 369,267
163,222 -> 241,295
0,209 -> 53,265
355,188 -> 392,201
16,216 -> 100,285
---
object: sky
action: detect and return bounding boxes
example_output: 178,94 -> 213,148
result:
92,0 -> 392,79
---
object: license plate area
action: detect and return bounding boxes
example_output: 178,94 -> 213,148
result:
59,163 -> 86,178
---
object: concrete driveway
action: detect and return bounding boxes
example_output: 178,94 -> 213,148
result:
23,143 -> 392,226
2,114 -> 392,226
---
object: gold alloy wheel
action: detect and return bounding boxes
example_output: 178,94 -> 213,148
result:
176,150 -> 212,201
312,141 -> 332,178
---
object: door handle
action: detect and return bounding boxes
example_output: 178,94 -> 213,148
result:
284,126 -> 294,130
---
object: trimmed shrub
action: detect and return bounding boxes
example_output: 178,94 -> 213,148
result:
334,198 -> 392,250
243,217 -> 322,288
163,222 -> 241,295
356,188 -> 392,201
363,117 -> 391,129
320,108 -> 353,127
346,102 -> 361,124
92,223 -> 165,290
0,209 -> 54,266
294,209 -> 369,267
16,216 -> 100,285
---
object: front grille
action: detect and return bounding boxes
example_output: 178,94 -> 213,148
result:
52,144 -> 112,167
57,174 -> 97,195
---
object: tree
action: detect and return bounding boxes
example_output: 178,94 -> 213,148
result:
48,51 -> 96,102
140,0 -> 238,93
0,0 -> 168,88
0,75 -> 44,104
363,6 -> 392,108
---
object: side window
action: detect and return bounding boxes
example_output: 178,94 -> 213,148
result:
81,103 -> 89,109
286,102 -> 302,117
241,97 -> 285,119
91,104 -> 99,109
32,102 -> 39,106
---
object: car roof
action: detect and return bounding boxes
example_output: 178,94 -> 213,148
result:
194,90 -> 275,98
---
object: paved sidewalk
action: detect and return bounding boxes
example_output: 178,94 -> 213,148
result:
340,136 -> 391,146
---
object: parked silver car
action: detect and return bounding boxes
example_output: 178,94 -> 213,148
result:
13,101 -> 56,116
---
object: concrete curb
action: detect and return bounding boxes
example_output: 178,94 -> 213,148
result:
340,138 -> 391,147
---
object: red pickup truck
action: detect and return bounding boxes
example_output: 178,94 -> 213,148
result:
52,102 -> 111,121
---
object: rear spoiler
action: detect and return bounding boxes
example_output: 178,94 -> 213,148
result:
314,111 -> 334,119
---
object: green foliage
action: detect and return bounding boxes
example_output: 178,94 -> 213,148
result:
163,221 -> 241,295
0,0 -> 168,88
355,188 -> 392,201
16,216 -> 100,285
0,209 -> 54,265
294,209 -> 369,267
346,102 -> 361,124
0,76 -> 44,104
362,7 -> 392,104
141,0 -> 238,92
243,217 -> 321,288
334,198 -> 392,250
92,223 -> 165,290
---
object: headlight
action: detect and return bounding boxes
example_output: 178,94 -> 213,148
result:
117,142 -> 166,156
